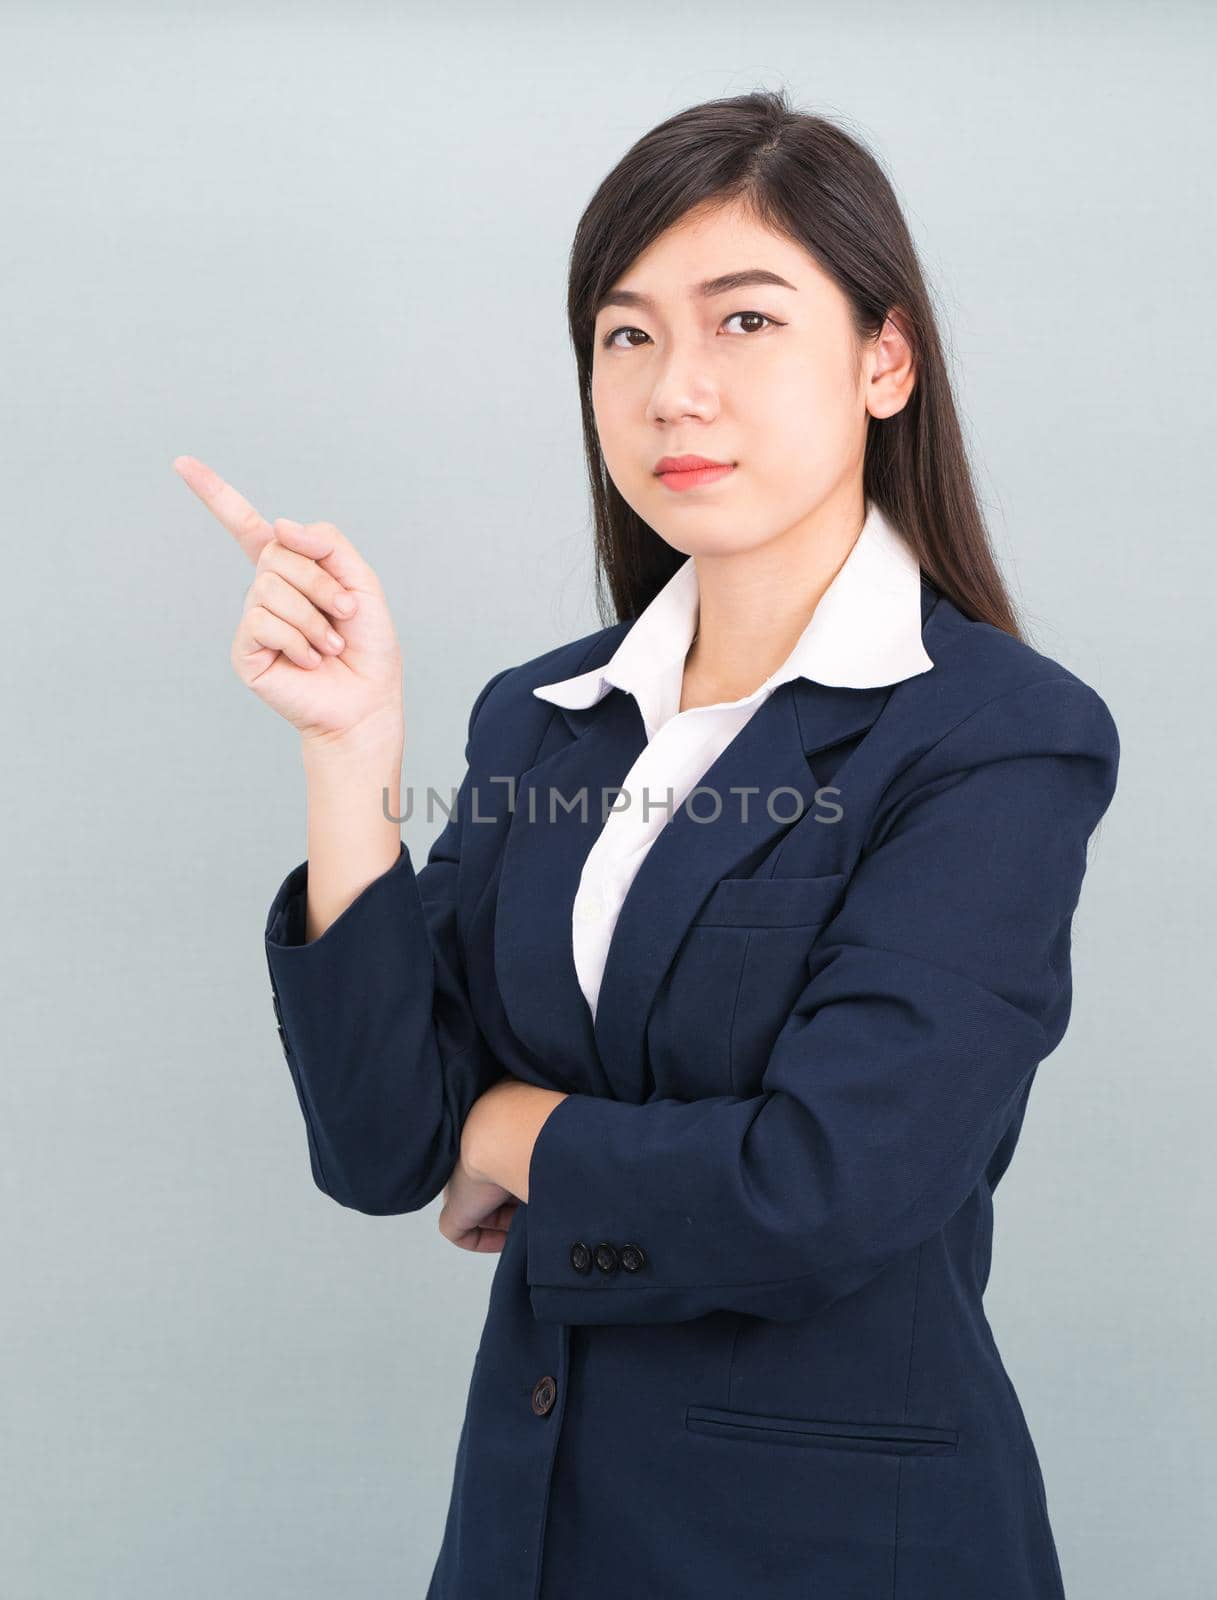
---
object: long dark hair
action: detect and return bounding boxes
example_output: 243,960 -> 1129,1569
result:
566,89 -> 1022,640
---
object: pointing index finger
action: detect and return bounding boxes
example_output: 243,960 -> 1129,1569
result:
172,455 -> 273,564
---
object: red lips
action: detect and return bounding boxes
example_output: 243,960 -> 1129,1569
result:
654,454 -> 732,474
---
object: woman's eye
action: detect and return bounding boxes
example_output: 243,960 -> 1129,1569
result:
600,311 -> 780,350
723,311 -> 776,336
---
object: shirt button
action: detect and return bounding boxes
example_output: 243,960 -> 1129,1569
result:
575,891 -> 606,923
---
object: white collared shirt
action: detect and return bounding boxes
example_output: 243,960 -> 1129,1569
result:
532,499 -> 935,1021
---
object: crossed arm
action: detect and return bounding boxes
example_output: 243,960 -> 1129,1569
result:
268,669 -> 1119,1325
462,1078 -> 570,1203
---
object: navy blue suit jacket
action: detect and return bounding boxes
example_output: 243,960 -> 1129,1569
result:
265,577 -> 1120,1599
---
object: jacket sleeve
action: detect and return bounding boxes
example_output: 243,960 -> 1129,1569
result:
264,664 -> 513,1215
523,674 -> 1121,1325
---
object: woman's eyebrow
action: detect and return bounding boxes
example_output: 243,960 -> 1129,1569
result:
594,268 -> 798,315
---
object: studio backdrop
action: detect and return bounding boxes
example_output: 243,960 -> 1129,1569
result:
2,5 -> 1212,1599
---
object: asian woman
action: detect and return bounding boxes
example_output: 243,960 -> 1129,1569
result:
178,87 -> 1119,1600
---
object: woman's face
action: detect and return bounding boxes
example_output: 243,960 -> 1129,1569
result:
590,199 -> 893,558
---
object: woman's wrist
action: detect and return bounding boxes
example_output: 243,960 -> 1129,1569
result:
298,710 -> 405,941
300,701 -> 404,771
465,1080 -> 570,1202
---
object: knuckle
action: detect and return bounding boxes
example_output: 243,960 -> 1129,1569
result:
237,507 -> 264,543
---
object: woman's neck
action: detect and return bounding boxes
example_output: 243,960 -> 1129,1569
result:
678,491 -> 866,711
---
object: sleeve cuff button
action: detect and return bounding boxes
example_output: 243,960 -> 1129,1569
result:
593,1242 -> 620,1274
569,1241 -> 592,1274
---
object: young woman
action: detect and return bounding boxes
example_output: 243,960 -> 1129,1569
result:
179,89 -> 1119,1600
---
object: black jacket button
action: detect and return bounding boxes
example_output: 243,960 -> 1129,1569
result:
531,1375 -> 557,1416
593,1242 -> 620,1274
619,1243 -> 647,1273
569,1241 -> 592,1274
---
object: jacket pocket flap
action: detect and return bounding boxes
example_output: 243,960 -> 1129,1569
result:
686,1403 -> 958,1454
693,872 -> 848,929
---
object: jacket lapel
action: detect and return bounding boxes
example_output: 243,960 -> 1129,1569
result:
493,685 -> 648,1100
493,671 -> 889,1104
591,678 -> 888,1102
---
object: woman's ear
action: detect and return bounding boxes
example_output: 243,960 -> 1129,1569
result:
865,307 -> 917,420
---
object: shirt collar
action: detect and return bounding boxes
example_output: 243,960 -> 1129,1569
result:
533,498 -> 934,737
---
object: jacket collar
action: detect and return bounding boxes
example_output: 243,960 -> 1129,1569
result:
531,498 -> 934,740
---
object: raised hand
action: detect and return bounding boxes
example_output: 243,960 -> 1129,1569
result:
174,454 -> 404,749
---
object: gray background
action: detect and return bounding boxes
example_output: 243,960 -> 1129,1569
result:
3,4 -> 1212,1596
